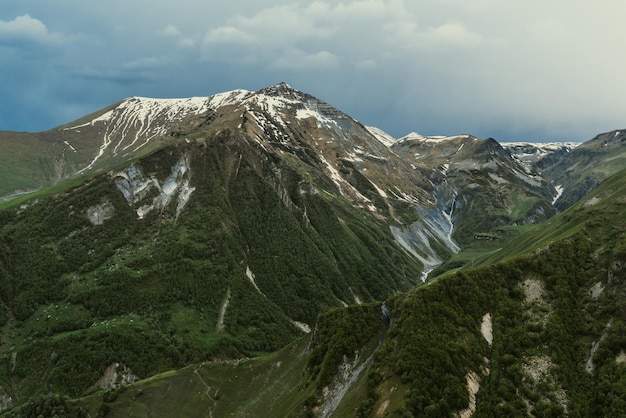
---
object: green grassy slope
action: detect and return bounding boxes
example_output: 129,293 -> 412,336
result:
48,161 -> 626,416
0,131 -> 59,198
78,337 -> 315,418
0,304 -> 388,417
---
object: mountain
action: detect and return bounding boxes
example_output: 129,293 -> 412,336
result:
498,134 -> 626,211
357,165 -> 626,416
0,82 -> 625,416
501,141 -> 581,173
0,90 -> 251,199
0,83 -> 435,412
1,82 -> 566,279
540,129 -> 626,210
388,133 -> 558,246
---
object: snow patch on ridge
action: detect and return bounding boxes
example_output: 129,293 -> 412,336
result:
370,181 -> 388,198
63,140 -> 77,152
502,142 -> 581,173
246,93 -> 298,127
501,141 -> 582,151
319,154 -> 376,212
208,89 -> 251,108
552,184 -> 564,205
70,90 -> 250,174
365,126 -> 396,147
296,107 -> 337,128
397,132 -> 472,144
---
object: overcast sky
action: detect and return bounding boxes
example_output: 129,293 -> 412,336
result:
1,1 -> 624,142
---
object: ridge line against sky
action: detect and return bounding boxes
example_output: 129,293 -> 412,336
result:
0,0 -> 624,142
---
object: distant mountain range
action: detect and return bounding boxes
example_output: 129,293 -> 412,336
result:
0,83 -> 625,416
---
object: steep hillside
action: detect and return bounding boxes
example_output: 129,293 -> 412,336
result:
541,129 -> 626,210
0,128 -> 424,411
501,141 -> 581,174
359,167 -> 626,416
0,84 -> 440,414
0,130 -> 77,200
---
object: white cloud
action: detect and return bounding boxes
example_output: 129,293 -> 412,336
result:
271,48 -> 339,70
203,25 -> 256,45
0,14 -> 68,45
383,20 -> 419,44
161,24 -> 181,37
199,1 -> 491,71
527,19 -> 569,43
202,4 -> 335,48
161,24 -> 197,48
421,23 -> 484,46
355,59 -> 377,70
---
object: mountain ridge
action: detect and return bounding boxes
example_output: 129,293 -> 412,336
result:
1,83 -> 622,280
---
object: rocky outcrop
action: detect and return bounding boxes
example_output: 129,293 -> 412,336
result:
92,362 -> 138,391
86,200 -> 115,225
113,153 -> 195,220
0,386 -> 13,413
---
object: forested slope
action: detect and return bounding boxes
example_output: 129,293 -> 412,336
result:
360,168 -> 626,416
0,134 -> 422,412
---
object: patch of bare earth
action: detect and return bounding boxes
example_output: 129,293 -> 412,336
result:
521,278 -> 545,303
519,279 -> 568,413
589,281 -> 605,299
480,313 -> 493,346
457,371 -> 481,418
376,400 -> 390,417
586,321 -> 613,373
522,355 -> 568,414
88,362 -> 138,392
374,384 -> 398,417
216,287 -> 231,332
520,278 -> 552,327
